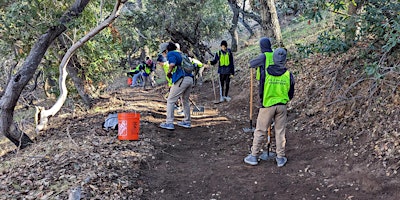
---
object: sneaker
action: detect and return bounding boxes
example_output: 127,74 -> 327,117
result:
259,152 -> 276,160
224,96 -> 231,102
177,121 -> 191,128
220,96 -> 225,103
160,122 -> 175,130
276,157 -> 287,167
244,154 -> 258,166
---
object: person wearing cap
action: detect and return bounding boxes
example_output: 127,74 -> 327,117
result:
244,47 -> 295,167
159,42 -> 194,130
209,40 -> 235,102
157,54 -> 172,87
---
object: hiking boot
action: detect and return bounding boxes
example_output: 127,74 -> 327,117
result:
220,96 -> 225,103
160,122 -> 175,130
224,96 -> 231,102
244,154 -> 258,166
276,156 -> 287,167
177,121 -> 191,128
259,151 -> 276,160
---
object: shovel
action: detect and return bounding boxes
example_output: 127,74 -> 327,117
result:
243,68 -> 255,132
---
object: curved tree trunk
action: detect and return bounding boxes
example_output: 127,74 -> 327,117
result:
239,17 -> 255,39
0,0 -> 91,149
36,0 -> 127,132
58,36 -> 93,109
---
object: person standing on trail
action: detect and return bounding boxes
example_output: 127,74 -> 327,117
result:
157,54 -> 172,88
191,57 -> 205,86
208,40 -> 235,102
255,37 -> 274,103
159,42 -> 194,130
244,47 -> 295,167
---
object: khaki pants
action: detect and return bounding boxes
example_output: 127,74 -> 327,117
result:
166,76 -> 193,123
251,105 -> 287,158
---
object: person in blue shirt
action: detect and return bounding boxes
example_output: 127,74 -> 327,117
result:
209,40 -> 235,102
159,42 -> 194,130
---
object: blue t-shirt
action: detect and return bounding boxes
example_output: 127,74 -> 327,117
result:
167,51 -> 185,83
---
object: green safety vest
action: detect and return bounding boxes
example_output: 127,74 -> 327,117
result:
130,64 -> 141,73
217,51 -> 230,66
162,62 -> 172,87
256,51 -> 274,81
262,70 -> 290,107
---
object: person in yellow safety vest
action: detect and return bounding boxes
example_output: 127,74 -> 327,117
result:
208,40 -> 235,103
190,57 -> 204,86
244,46 -> 295,168
142,59 -> 156,90
129,62 -> 145,87
255,38 -> 274,102
157,54 -> 172,87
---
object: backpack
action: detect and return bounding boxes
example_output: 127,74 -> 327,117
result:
180,53 -> 195,74
102,113 -> 118,131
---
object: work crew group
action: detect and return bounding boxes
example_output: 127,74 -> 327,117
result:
127,38 -> 295,167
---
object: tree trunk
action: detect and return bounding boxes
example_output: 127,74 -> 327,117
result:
345,0 -> 363,46
228,0 -> 240,52
0,0 -> 91,149
260,0 -> 274,37
36,0 -> 127,132
58,36 -> 93,108
239,17 -> 255,39
266,0 -> 283,47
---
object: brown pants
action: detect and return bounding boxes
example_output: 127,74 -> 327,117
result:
251,105 -> 287,158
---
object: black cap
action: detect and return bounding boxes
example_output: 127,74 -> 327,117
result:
221,40 -> 228,47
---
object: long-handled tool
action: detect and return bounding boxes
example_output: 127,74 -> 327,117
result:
267,125 -> 272,157
210,65 -> 220,104
243,68 -> 255,132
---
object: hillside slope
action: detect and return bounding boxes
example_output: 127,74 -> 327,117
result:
0,41 -> 399,199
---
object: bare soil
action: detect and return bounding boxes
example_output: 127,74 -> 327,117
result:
0,46 -> 399,199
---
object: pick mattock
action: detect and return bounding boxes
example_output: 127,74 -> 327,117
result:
243,67 -> 255,132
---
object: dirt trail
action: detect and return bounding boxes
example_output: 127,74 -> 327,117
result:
127,78 -> 398,200
0,67 -> 398,199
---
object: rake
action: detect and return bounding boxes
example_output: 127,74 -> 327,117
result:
189,97 -> 205,115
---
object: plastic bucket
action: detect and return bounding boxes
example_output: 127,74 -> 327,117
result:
127,77 -> 133,85
118,112 -> 140,140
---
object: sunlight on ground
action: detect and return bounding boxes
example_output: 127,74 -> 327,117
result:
0,137 -> 16,157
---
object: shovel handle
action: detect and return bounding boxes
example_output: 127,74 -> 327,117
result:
249,68 -> 254,121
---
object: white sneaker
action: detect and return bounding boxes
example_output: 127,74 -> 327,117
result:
224,96 -> 231,102
219,96 -> 225,102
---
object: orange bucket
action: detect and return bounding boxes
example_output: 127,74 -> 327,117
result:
118,112 -> 140,140
127,77 -> 133,85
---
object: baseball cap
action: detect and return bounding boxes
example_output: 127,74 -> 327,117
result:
159,42 -> 169,54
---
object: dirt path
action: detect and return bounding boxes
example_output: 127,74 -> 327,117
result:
129,79 -> 399,200
1,74 -> 397,199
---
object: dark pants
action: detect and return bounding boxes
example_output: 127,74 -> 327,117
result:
219,74 -> 231,97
